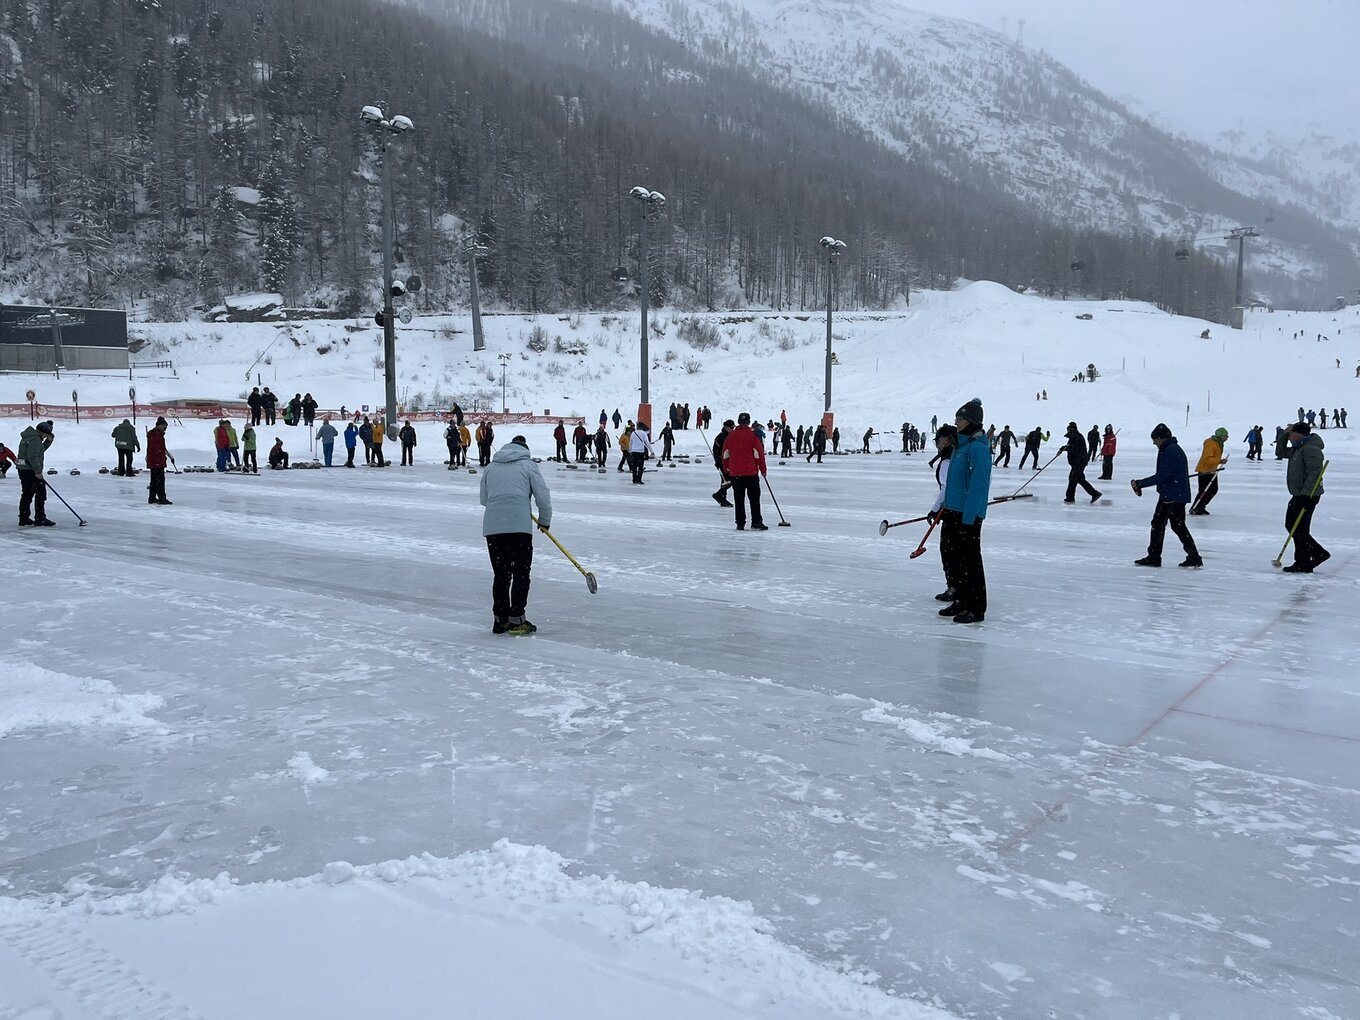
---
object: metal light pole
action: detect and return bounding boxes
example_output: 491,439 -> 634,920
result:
819,237 -> 847,414
498,353 -> 511,413
361,105 -> 414,427
629,185 -> 666,415
462,239 -> 491,352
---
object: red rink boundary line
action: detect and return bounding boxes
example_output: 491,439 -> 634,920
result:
996,560 -> 1353,856
0,403 -> 583,425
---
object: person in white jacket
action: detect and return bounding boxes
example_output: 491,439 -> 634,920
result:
479,436 -> 552,635
627,419 -> 654,485
927,425 -> 957,605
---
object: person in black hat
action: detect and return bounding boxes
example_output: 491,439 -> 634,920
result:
711,419 -> 735,506
1275,421 -> 1329,572
1130,423 -> 1200,567
16,420 -> 55,526
480,434 -> 552,634
1060,422 -> 1102,504
938,398 -> 991,623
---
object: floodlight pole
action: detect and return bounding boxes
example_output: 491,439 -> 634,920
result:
823,262 -> 834,413
380,144 -> 397,426
469,247 -> 485,352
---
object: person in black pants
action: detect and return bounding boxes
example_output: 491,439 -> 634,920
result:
261,387 -> 278,425
1277,422 -> 1329,573
1061,422 -> 1102,503
247,387 -> 263,426
480,435 -> 552,635
938,399 -> 991,623
711,419 -> 734,506
629,421 -> 654,484
1132,424 -> 1201,568
1018,427 -> 1046,470
993,426 -> 1015,467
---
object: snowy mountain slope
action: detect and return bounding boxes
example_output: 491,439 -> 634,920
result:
612,0 -> 1359,290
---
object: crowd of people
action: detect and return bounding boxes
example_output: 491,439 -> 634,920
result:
5,388 -> 1341,633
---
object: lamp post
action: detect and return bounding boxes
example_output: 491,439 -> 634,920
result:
498,353 -> 511,413
360,104 -> 414,428
629,185 -> 666,422
819,237 -> 847,416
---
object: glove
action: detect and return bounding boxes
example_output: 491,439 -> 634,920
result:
537,522 -> 551,533
926,510 -> 938,524
1130,480 -> 1142,496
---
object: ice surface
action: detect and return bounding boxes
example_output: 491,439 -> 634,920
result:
2,289 -> 1358,1016
1,419 -> 1356,1017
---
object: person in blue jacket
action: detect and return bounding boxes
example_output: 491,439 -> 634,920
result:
938,398 -> 992,624
343,420 -> 359,468
1131,423 -> 1202,568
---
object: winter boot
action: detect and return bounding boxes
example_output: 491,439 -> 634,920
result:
952,611 -> 985,624
34,518 -> 55,527
1134,556 -> 1161,567
938,604 -> 964,617
507,616 -> 537,636
934,589 -> 956,602
1178,555 -> 1203,568
1090,490 -> 1103,504
492,617 -> 509,634
18,516 -> 34,527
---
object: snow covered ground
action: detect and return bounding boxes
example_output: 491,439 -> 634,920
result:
2,284 -> 1358,1018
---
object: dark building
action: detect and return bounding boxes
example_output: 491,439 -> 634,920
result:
0,304 -> 129,372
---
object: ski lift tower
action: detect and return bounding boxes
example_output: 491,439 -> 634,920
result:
1226,225 -> 1259,329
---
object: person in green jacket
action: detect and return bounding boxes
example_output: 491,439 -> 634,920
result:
226,420 -> 241,470
242,424 -> 259,474
1276,421 -> 1329,573
16,420 -> 55,526
111,418 -> 140,475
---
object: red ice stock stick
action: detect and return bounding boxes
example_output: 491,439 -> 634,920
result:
909,517 -> 939,559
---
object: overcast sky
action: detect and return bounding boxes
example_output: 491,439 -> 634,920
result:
901,0 -> 1360,146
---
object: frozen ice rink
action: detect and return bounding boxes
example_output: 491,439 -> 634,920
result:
2,432 -> 1357,1018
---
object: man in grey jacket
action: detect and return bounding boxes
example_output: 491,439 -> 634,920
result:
1276,421 -> 1329,573
479,435 -> 552,635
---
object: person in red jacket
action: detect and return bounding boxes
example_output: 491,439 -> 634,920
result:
0,441 -> 16,478
145,417 -> 174,505
213,419 -> 230,472
1099,425 -> 1117,480
721,412 -> 768,531
552,420 -> 568,462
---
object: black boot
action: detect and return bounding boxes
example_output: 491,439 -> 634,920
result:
1134,556 -> 1161,567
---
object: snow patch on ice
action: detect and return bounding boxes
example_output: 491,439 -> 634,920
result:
0,659 -> 164,737
862,703 -> 1008,760
287,752 -> 330,785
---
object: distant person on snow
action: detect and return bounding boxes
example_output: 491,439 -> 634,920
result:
344,420 -> 359,468
553,420 -> 568,462
0,441 -> 16,479
16,420 -> 55,525
806,423 -> 827,464
593,425 -> 610,468
710,419 -> 734,506
242,424 -> 259,473
1086,425 -> 1100,463
444,419 -> 461,469
1242,425 -> 1263,461
1131,424 -> 1201,569
317,416 -> 339,467
371,418 -> 387,466
862,428 -> 875,453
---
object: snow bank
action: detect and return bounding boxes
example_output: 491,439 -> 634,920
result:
0,659 -> 164,737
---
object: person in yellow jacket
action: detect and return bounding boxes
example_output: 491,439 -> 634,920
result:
371,418 -> 388,467
1190,427 -> 1229,515
458,423 -> 472,466
616,421 -> 633,472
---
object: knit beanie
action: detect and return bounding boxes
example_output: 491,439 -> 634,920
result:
955,399 -> 984,426
1150,423 -> 1172,441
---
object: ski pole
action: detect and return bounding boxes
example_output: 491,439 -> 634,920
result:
1273,460 -> 1329,568
909,516 -> 939,559
532,515 -> 598,593
762,474 -> 792,526
1007,447 -> 1063,499
44,481 -> 88,527
879,493 -> 1035,536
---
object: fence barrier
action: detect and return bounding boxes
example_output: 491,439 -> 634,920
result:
1,402 -> 583,426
